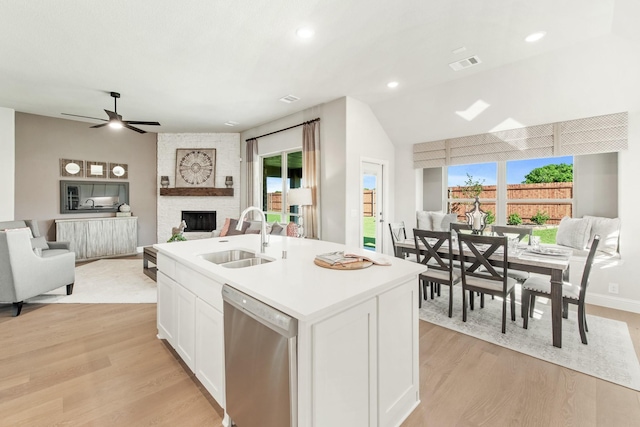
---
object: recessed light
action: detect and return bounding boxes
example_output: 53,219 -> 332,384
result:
296,27 -> 314,38
387,81 -> 399,88
224,121 -> 239,127
525,31 -> 546,43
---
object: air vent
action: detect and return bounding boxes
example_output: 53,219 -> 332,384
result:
449,55 -> 482,71
279,95 -> 300,103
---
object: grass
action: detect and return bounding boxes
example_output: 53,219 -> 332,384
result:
363,216 -> 376,248
532,227 -> 558,244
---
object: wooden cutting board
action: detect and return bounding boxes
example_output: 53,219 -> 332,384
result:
314,258 -> 373,270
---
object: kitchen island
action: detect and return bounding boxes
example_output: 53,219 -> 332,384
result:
154,234 -> 425,427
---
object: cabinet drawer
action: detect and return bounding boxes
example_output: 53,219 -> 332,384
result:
176,264 -> 224,311
157,253 -> 176,280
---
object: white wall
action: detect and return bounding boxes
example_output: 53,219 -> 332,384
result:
157,133 -> 240,243
388,33 -> 640,310
0,108 -> 14,221
344,97 -> 395,253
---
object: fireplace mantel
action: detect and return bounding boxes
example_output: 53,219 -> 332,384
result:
160,188 -> 233,197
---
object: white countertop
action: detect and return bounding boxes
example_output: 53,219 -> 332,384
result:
154,235 -> 426,321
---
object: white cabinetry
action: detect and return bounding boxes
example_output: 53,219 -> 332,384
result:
55,217 -> 137,261
157,271 -> 175,345
175,284 -> 196,371
311,298 -> 377,426
156,253 -> 226,410
195,298 -> 225,406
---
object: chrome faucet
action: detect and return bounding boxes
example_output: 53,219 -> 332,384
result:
237,206 -> 268,253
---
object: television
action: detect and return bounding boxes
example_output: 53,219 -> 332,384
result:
60,180 -> 129,214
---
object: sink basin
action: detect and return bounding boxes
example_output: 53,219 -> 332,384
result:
221,257 -> 273,269
199,250 -> 256,264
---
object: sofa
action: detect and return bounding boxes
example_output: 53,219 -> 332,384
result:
211,218 -> 290,238
0,221 -> 75,316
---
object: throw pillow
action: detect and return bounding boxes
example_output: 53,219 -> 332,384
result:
555,216 -> 592,250
416,211 -> 431,230
31,236 -> 49,250
270,223 -> 284,235
225,219 -> 249,236
584,215 -> 621,255
219,218 -> 231,237
440,213 -> 458,233
430,212 -> 447,231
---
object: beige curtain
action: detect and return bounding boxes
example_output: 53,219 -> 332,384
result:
302,120 -> 320,239
246,138 -> 258,210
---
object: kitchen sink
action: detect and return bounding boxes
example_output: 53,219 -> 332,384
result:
198,250 -> 256,264
221,257 -> 273,269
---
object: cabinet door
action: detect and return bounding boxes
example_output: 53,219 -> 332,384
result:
378,279 -> 419,427
157,272 -> 176,345
312,299 -> 377,427
175,284 -> 196,371
195,299 -> 225,407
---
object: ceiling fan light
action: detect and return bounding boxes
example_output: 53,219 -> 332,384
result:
109,120 -> 123,129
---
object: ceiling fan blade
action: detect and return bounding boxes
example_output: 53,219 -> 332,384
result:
104,110 -> 120,121
123,123 -> 146,134
124,121 -> 161,126
90,123 -> 109,129
61,113 -> 107,122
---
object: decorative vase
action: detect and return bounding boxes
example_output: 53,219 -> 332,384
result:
119,203 -> 131,213
225,176 -> 233,188
160,176 -> 170,188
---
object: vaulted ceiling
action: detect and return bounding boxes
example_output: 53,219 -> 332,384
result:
1,0 -> 634,145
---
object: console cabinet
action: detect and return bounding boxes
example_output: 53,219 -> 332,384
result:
55,217 -> 138,261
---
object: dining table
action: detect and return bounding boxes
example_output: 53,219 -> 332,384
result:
395,237 -> 571,348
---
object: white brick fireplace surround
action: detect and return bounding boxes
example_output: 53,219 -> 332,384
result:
157,133 -> 240,243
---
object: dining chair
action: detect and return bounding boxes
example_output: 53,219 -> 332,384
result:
413,229 -> 461,316
450,222 -> 472,234
491,225 -> 533,282
389,222 -> 409,258
457,233 -> 517,333
521,235 -> 600,344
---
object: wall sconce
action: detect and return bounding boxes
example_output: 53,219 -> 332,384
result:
225,176 -> 233,188
465,197 -> 487,234
160,176 -> 170,188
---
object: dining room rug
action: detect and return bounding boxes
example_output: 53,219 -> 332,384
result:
26,259 -> 157,304
419,284 -> 640,391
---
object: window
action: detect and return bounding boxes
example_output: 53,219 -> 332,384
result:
445,156 -> 574,243
447,162 -> 497,222
262,150 -> 303,223
506,156 -> 573,226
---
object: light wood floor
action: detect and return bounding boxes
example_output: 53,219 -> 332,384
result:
1,299 -> 639,426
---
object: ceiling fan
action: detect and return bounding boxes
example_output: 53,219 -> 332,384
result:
62,91 -> 160,134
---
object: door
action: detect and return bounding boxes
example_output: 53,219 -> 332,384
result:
362,161 -> 384,253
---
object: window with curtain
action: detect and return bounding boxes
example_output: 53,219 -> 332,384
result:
262,150 -> 303,223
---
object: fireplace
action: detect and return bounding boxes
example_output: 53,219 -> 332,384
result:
182,211 -> 217,232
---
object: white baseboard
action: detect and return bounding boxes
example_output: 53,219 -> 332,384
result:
587,293 -> 640,314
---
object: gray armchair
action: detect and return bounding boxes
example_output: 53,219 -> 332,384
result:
0,222 -> 75,316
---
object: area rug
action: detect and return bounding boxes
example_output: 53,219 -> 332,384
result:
26,259 -> 157,304
419,284 -> 640,391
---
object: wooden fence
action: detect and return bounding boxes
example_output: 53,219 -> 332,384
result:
448,182 -> 573,224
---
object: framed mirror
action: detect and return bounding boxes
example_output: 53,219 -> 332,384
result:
60,180 -> 129,213
109,162 -> 128,179
60,159 -> 84,177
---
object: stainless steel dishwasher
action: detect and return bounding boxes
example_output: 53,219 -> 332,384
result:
222,284 -> 298,427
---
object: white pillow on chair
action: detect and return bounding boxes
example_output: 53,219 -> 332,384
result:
555,216 -> 592,250
584,215 -> 620,255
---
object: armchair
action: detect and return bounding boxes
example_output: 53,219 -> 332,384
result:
0,220 -> 72,256
0,227 -> 75,316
